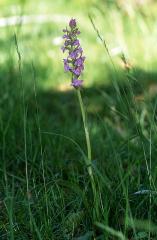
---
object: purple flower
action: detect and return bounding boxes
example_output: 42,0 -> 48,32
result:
64,40 -> 70,46
69,50 -> 78,59
64,65 -> 70,71
73,67 -> 82,76
69,18 -> 76,28
63,59 -> 68,64
63,59 -> 70,71
75,57 -> 85,66
61,46 -> 66,52
73,40 -> 80,46
71,79 -> 83,88
63,34 -> 68,39
61,18 -> 85,88
77,47 -> 83,54
69,48 -> 83,60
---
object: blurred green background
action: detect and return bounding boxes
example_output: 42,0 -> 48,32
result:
1,0 -> 157,239
1,0 -> 157,90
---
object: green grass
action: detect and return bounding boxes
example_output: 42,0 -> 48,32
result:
1,0 -> 157,239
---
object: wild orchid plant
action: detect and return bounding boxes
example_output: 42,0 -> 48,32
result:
61,18 -> 85,88
61,18 -> 98,218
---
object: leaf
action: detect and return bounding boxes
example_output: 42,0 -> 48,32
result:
74,231 -> 94,240
64,211 -> 84,233
136,231 -> 148,239
95,222 -> 127,240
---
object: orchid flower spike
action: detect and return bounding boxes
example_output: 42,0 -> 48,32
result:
61,18 -> 85,88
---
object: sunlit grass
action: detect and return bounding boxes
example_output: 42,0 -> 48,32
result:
1,0 -> 157,89
1,0 -> 157,239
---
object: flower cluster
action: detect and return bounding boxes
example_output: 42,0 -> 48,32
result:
61,18 -> 85,88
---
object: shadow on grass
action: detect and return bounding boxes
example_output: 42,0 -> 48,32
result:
1,62 -> 157,239
1,62 -> 157,170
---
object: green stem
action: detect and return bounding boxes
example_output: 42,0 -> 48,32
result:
77,89 -> 98,219
77,90 -> 91,161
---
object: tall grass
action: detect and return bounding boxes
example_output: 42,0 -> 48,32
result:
0,0 -> 157,239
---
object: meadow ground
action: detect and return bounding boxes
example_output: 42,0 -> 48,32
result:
1,0 -> 157,239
